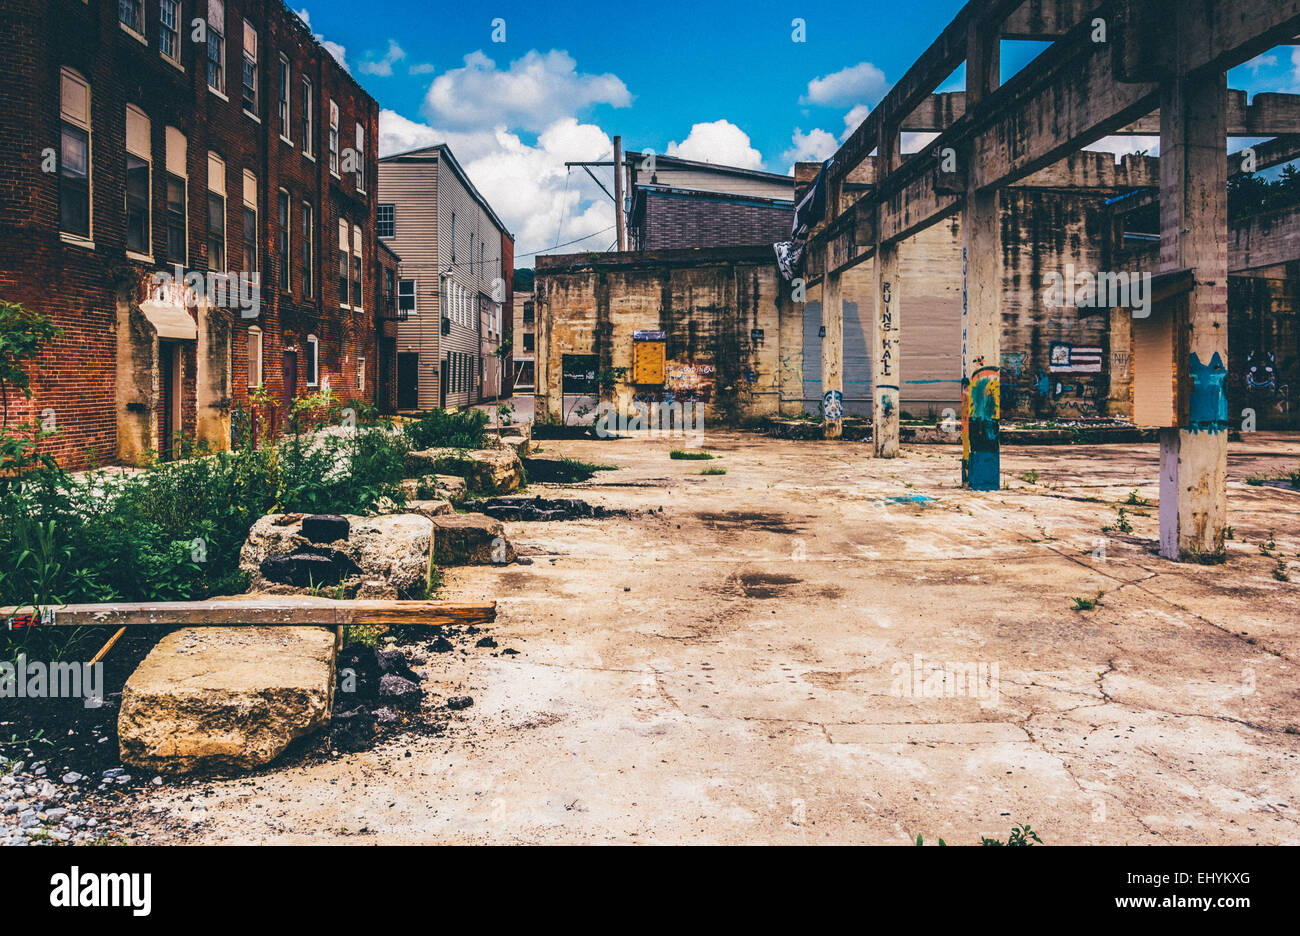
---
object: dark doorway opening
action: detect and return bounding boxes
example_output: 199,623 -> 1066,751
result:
397,352 -> 419,411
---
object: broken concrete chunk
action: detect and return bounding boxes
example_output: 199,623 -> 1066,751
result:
118,626 -> 336,774
378,673 -> 422,710
429,514 -> 517,566
329,708 -> 376,752
302,514 -> 350,543
405,499 -> 454,518
405,447 -> 523,495
260,551 -> 359,588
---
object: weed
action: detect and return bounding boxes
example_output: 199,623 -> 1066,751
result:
1070,590 -> 1106,611
700,467 -> 727,476
669,450 -> 714,460
1102,507 -> 1133,534
1124,489 -> 1150,507
981,824 -> 1043,846
1020,469 -> 1039,485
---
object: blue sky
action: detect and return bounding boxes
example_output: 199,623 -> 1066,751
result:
292,2 -> 1300,263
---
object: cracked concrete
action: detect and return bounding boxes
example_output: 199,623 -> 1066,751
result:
116,430 -> 1300,844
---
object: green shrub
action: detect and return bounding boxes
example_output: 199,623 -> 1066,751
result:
669,449 -> 714,460
404,408 -> 489,450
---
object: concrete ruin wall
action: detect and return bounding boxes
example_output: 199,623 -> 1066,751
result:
535,248 -> 798,425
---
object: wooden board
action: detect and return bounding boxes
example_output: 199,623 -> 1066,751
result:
1,599 -> 496,629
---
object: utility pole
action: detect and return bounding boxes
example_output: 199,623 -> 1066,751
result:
613,136 -> 626,251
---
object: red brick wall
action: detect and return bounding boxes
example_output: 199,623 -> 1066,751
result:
0,0 -> 379,467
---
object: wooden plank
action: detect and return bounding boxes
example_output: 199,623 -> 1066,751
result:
1,600 -> 497,629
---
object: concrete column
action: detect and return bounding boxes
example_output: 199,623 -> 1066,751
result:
960,18 -> 1002,490
873,124 -> 902,457
961,187 -> 1001,490
821,266 -> 843,438
1157,69 -> 1229,559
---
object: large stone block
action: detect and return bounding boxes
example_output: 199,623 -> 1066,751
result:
118,625 -> 336,774
240,513 -> 433,598
405,447 -> 523,495
429,514 -> 517,566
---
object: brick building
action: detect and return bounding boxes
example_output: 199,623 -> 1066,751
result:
0,0 -> 379,467
625,152 -> 794,251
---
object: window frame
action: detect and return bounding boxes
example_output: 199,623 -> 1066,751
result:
159,0 -> 182,64
377,203 -> 394,238
118,0 -> 145,40
241,168 -> 257,275
305,333 -> 319,388
301,201 -> 314,298
124,105 -> 152,259
205,0 -> 226,97
300,77 -> 314,158
277,188 -> 290,292
59,68 -> 92,245
350,224 -> 362,310
398,278 -> 416,315
240,19 -> 258,118
328,101 -> 340,177
337,218 -> 349,308
277,54 -> 291,143
247,325 -> 263,389
206,152 -> 227,272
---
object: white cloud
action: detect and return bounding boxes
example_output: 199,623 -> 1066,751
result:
422,49 -> 631,134
666,120 -> 764,170
295,9 -> 348,73
801,62 -> 888,107
358,39 -> 405,77
378,111 -> 617,266
408,63 -> 436,76
781,127 -> 838,170
840,103 -> 871,141
1245,52 -> 1278,72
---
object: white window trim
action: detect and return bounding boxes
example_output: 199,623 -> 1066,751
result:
354,122 -> 365,194
206,2 -> 227,98
306,334 -> 319,387
60,67 -> 93,245
399,277 -> 417,316
125,105 -> 152,263
278,54 -> 292,144
241,19 -> 258,120
328,100 -> 340,178
207,151 -> 227,272
302,201 -> 314,298
118,0 -> 147,44
159,0 -> 183,67
301,77 -> 314,159
247,325 -> 263,389
351,224 -> 363,312
277,188 -> 291,293
357,357 -> 365,391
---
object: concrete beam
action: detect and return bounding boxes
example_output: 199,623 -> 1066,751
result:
1230,200 -> 1300,271
901,89 -> 1300,136
873,125 -> 903,457
1001,0 -> 1097,40
821,269 -> 844,438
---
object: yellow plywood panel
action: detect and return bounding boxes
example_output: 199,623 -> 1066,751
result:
633,341 -> 665,385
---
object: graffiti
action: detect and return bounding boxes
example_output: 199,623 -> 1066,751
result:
1245,351 -> 1276,392
822,389 -> 844,422
1111,350 -> 1131,378
663,360 -> 716,404
1188,351 -> 1229,433
1002,352 -> 1025,379
880,281 -> 895,378
962,366 -> 1000,490
1049,342 -> 1102,373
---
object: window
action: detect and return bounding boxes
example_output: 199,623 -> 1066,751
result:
357,358 -> 365,391
384,268 -> 395,304
354,122 -> 365,192
164,126 -> 187,263
119,0 -> 144,35
306,334 -> 318,387
278,55 -> 291,141
377,204 -> 394,238
277,190 -> 290,290
206,0 -> 225,94
328,100 -> 339,175
351,225 -> 362,308
300,78 -> 313,155
247,326 -> 263,389
523,332 -> 534,352
59,69 -> 91,241
242,170 -> 257,273
207,152 -> 226,270
125,106 -> 151,256
523,301 -> 533,325
337,218 -> 349,306
301,202 -> 313,297
241,20 -> 257,115
159,1 -> 181,62
398,278 -> 416,314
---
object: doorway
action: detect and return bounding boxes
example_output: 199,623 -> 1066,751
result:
397,352 -> 419,411
157,341 -> 180,460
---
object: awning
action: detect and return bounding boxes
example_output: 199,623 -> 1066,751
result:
138,301 -> 198,341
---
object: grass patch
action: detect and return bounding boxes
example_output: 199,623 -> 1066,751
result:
521,457 -> 618,484
403,408 -> 489,450
669,449 -> 714,460
1123,489 -> 1151,507
1070,590 -> 1106,611
700,467 -> 727,476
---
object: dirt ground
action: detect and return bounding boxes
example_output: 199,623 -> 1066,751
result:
117,430 -> 1300,844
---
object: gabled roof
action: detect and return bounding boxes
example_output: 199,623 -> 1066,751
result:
625,151 -> 794,185
379,143 -> 512,239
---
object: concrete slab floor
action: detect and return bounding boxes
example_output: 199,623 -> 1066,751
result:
124,431 -> 1300,844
